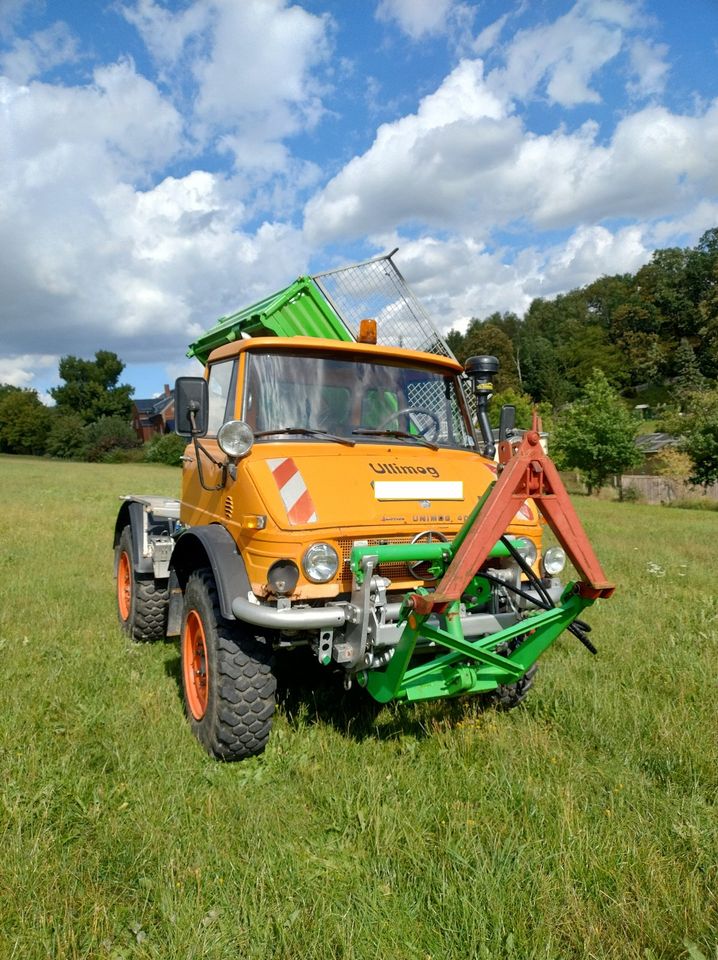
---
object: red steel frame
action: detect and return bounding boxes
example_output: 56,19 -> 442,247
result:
410,414 -> 615,617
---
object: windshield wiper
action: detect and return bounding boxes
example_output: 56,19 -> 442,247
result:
351,428 -> 439,451
254,427 -> 355,447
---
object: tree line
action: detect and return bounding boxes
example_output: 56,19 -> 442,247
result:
446,227 -> 718,489
0,351 -> 184,465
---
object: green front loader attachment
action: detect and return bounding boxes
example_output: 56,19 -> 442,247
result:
351,420 -> 614,705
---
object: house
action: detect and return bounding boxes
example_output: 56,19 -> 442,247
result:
131,385 -> 175,442
633,432 -> 680,474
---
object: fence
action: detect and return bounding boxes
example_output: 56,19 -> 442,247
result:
621,475 -> 718,504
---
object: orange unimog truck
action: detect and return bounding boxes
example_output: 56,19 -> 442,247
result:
114,255 -> 613,760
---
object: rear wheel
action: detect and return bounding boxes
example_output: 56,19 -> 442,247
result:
115,525 -> 168,642
180,569 -> 276,760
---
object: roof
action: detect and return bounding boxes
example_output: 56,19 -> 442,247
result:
635,433 -> 680,454
206,335 -> 463,372
133,391 -> 174,417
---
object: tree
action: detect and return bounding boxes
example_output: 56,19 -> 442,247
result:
0,388 -> 52,455
462,322 -> 520,391
678,389 -> 718,488
49,350 -> 133,423
673,339 -> 706,401
488,388 -> 535,429
552,369 -> 642,495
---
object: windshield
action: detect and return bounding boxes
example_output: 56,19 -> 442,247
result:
243,349 -> 476,450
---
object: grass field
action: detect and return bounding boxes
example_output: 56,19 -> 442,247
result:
0,455 -> 716,960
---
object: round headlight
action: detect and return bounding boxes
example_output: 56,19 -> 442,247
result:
515,537 -> 537,567
302,543 -> 339,583
542,546 -> 566,576
217,420 -> 254,459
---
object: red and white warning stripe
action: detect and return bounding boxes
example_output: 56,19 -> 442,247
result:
514,500 -> 534,522
267,457 -> 317,524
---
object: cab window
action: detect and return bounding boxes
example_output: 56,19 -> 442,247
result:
206,359 -> 236,435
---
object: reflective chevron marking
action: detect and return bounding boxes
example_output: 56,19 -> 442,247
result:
267,457 -> 317,524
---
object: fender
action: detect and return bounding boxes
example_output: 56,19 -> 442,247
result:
113,500 -> 153,576
170,524 -> 252,622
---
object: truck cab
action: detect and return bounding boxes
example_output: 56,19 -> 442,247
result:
178,336 -> 544,603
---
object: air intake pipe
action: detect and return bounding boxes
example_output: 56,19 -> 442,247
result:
464,355 -> 499,460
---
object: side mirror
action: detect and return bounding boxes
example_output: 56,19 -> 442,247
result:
498,404 -> 516,441
175,377 -> 209,437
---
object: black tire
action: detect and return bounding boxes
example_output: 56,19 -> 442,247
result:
115,525 -> 168,642
490,662 -> 538,709
180,568 -> 276,760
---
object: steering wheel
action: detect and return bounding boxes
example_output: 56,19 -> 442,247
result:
376,406 -> 441,441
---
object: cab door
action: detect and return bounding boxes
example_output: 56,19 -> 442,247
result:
180,357 -> 238,527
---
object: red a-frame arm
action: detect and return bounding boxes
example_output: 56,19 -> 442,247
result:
411,415 -> 615,616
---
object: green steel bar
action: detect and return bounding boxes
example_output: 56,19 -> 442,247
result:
403,587 -> 588,685
350,537 -> 521,581
448,483 -> 494,557
365,590 -> 591,704
400,594 -> 590,702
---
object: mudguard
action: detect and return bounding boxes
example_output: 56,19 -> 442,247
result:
170,524 -> 252,622
113,500 -> 153,576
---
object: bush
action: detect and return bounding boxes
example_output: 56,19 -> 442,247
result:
144,432 -> 187,466
83,417 -> 140,462
46,412 -> 88,460
101,447 -> 146,464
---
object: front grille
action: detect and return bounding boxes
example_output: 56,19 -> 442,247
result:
337,535 -> 415,585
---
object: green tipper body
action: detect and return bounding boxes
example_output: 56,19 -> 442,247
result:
187,277 -> 352,365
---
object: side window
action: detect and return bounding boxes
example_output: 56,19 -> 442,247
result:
206,359 -> 236,435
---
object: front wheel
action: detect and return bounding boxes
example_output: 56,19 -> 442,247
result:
180,569 -> 276,760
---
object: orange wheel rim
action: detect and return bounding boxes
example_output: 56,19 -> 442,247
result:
117,551 -> 132,622
183,610 -> 208,720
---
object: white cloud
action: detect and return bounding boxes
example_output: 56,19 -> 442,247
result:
486,1 -> 628,107
627,38 -> 669,98
0,21 -> 79,82
122,0 -> 331,176
376,0 -> 458,39
473,14 -> 509,55
0,354 -> 57,389
381,222 -> 653,332
304,36 -> 718,246
120,0 -> 211,65
0,0 -> 32,37
0,66 -> 309,377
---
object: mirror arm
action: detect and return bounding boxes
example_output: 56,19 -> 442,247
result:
189,409 -> 227,492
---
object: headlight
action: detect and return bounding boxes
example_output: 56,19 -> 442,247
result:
542,546 -> 566,576
217,420 -> 254,459
302,543 -> 339,583
515,537 -> 537,567
267,559 -> 299,596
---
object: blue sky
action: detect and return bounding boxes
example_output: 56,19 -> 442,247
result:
1,0 -> 717,402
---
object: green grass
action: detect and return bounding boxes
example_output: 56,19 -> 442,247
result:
0,455 -> 716,960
